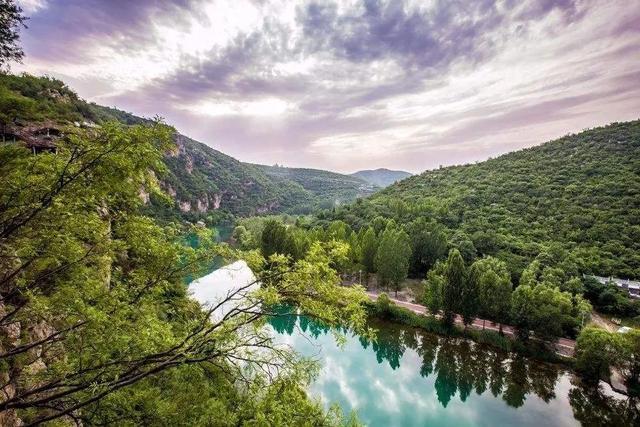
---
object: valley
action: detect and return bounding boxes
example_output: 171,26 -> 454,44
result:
1,2 -> 639,425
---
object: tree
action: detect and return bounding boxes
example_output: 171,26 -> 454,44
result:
443,249 -> 466,327
0,0 -> 27,67
375,225 -> 411,296
409,222 -> 448,276
261,219 -> 289,258
511,283 -> 576,342
359,226 -> 378,276
459,259 -> 479,328
423,261 -> 446,314
0,122 -> 368,424
470,257 -> 512,331
619,329 -> 640,392
575,327 -> 623,384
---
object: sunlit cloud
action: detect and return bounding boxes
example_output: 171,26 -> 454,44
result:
15,0 -> 640,173
17,0 -> 47,13
184,97 -> 294,117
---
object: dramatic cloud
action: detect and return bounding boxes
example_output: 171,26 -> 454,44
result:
16,0 -> 640,173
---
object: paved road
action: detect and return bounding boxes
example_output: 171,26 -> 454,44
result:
366,291 -> 575,357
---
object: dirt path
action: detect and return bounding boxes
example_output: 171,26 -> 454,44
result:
366,291 -> 576,357
589,311 -> 617,332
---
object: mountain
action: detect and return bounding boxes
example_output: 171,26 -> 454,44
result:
0,73 -> 379,219
254,164 -> 379,210
351,168 -> 412,187
327,121 -> 640,279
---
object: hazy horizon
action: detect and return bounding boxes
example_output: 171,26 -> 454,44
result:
15,0 -> 640,174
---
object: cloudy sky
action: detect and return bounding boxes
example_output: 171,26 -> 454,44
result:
15,0 -> 640,173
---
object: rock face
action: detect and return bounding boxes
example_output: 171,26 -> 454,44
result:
156,133 -> 297,217
212,194 -> 222,209
139,188 -> 150,204
179,200 -> 191,212
0,303 -> 63,427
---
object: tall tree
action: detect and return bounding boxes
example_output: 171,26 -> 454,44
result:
470,257 -> 513,332
423,261 -> 446,314
443,249 -> 466,327
375,225 -> 411,296
575,327 -> 624,384
359,226 -> 378,276
0,0 -> 27,67
459,259 -> 479,328
260,219 -> 289,258
0,122 -> 369,424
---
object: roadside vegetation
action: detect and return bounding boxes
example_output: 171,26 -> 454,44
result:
234,213 -> 640,394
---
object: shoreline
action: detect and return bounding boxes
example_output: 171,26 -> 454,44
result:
364,292 -> 573,367
365,290 -> 576,357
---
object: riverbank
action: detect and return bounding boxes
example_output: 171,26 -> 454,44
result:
365,292 -> 573,366
367,291 -> 576,357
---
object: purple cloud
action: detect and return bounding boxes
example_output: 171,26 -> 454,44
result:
15,0 -> 640,173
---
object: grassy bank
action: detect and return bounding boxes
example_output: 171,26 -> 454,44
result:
366,297 -> 573,366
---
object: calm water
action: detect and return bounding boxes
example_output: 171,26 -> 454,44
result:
188,263 -> 638,427
269,312 -> 638,427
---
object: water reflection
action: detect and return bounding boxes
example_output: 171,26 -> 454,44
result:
358,318 -> 561,410
268,312 -> 639,426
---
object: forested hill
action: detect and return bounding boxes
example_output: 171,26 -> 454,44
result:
351,168 -> 412,187
253,164 -> 379,210
0,73 -> 379,219
325,121 -> 640,280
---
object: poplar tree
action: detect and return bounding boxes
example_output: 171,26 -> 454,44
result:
360,226 -> 378,275
470,256 -> 513,331
443,249 -> 465,327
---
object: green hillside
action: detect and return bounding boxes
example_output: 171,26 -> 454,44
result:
323,121 -> 640,280
0,73 -> 378,220
254,164 -> 379,211
351,168 -> 412,187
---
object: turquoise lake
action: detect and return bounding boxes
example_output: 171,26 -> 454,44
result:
269,313 -> 638,426
189,262 -> 638,426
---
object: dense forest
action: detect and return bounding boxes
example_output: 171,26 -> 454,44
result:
320,121 -> 640,281
256,164 -> 378,208
0,73 -> 378,222
1,3 -> 639,422
350,168 -> 412,188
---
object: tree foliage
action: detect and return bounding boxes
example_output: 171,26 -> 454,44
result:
374,223 -> 411,295
443,249 -> 466,327
0,0 -> 26,67
471,256 -> 512,328
359,226 -> 378,275
0,120 -> 368,424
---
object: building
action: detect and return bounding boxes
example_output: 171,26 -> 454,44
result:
589,275 -> 640,299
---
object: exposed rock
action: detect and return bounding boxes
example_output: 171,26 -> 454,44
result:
139,188 -> 150,204
179,200 -> 191,212
256,201 -> 279,214
196,197 -> 208,213
212,193 -> 222,209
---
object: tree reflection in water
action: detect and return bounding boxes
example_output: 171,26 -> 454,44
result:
268,311 -> 639,422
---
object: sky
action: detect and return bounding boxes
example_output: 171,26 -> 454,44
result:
14,0 -> 640,174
